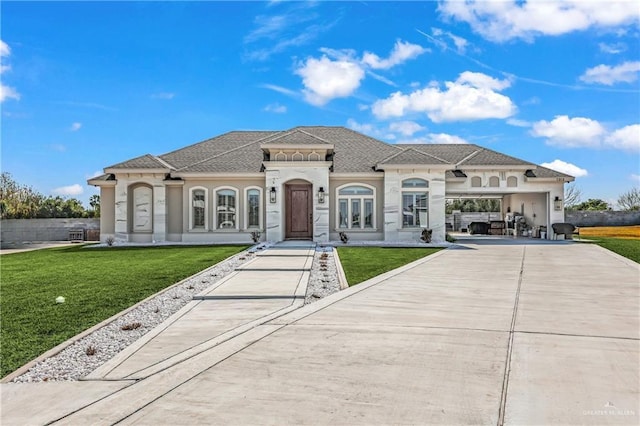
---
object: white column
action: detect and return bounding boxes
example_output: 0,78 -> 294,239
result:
114,179 -> 129,242
153,185 -> 167,242
265,170 -> 283,242
430,177 -> 446,243
383,171 -> 401,241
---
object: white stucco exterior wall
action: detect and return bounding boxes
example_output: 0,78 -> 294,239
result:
264,163 -> 330,243
383,169 -> 448,243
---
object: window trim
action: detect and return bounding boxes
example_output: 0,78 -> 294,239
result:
189,186 -> 209,231
471,176 -> 482,187
489,176 -> 500,187
244,186 -> 263,230
401,178 -> 429,229
214,186 -> 239,230
335,183 -> 376,230
507,176 -> 518,187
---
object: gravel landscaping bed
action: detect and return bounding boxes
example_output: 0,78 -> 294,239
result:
11,243 -> 341,383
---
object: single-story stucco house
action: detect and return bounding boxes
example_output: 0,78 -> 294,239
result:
89,126 -> 574,244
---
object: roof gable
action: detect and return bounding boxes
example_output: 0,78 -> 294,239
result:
106,154 -> 173,170
378,147 -> 449,166
261,128 -> 332,146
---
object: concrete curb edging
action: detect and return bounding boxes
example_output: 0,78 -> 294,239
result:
0,248 -> 253,383
332,247 -> 349,290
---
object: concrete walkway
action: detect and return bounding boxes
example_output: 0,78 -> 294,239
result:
2,241 -> 638,425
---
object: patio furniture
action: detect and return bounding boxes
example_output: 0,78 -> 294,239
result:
552,223 -> 576,240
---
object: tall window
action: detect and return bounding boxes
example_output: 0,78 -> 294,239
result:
246,188 -> 261,229
489,176 -> 499,187
216,188 -> 237,229
471,176 -> 481,187
507,176 -> 518,187
337,185 -> 375,229
402,178 -> 428,228
190,187 -> 208,230
193,189 -> 206,228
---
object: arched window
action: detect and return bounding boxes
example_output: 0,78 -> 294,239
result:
132,185 -> 152,232
215,188 -> 238,229
401,179 -> 428,228
189,187 -> 208,230
336,184 -> 375,229
507,176 -> 518,187
274,152 -> 286,161
489,176 -> 499,187
292,152 -> 304,161
471,176 -> 482,187
245,187 -> 262,229
402,178 -> 429,188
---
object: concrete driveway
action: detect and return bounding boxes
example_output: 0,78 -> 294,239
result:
2,242 -> 639,425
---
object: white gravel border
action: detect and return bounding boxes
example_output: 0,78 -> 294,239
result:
9,242 -> 345,383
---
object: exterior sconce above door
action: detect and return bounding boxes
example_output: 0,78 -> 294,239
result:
270,186 -> 277,203
318,187 -> 325,204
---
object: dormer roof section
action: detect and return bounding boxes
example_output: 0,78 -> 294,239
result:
260,128 -> 334,153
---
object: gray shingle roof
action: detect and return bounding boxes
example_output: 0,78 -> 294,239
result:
378,147 -> 449,165
107,154 -> 173,170
262,129 -> 332,145
105,127 -> 574,179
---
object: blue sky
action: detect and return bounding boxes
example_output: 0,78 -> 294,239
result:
2,1 -> 639,208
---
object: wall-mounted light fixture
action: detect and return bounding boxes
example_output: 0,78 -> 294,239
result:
270,186 -> 277,203
553,196 -> 562,211
318,186 -> 325,204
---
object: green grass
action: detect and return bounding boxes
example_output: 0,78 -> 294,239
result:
585,237 -> 640,263
0,244 -> 247,378
337,247 -> 442,286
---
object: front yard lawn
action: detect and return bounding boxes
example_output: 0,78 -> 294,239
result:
337,247 -> 442,286
586,237 -> 639,264
0,244 -> 247,378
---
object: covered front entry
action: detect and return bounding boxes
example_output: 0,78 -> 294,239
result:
285,183 -> 313,239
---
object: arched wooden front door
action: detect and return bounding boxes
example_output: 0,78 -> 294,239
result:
285,183 -> 313,239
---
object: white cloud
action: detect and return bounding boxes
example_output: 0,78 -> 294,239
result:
540,159 -> 588,177
0,39 -> 19,103
150,92 -> 175,100
426,133 -> 469,144
579,61 -> 640,85
264,102 -> 287,113
295,55 -> 365,106
0,85 -> 20,103
50,144 -> 66,152
605,124 -> 640,152
599,42 -> 626,54
53,184 -> 84,196
431,27 -> 469,53
438,0 -> 640,42
397,133 -> 469,145
0,39 -> 9,57
389,121 -> 425,136
531,115 -> 605,148
456,71 -> 512,90
372,71 -> 516,122
259,83 -> 298,97
70,122 -> 82,131
346,119 -> 396,140
630,174 -> 640,183
506,118 -> 532,127
361,40 -> 428,70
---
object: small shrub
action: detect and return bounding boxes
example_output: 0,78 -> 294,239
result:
339,232 -> 349,244
320,253 -> 329,259
121,322 -> 142,331
446,233 -> 456,243
420,228 -> 432,243
105,236 -> 115,247
250,231 -> 261,243
86,345 -> 97,356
